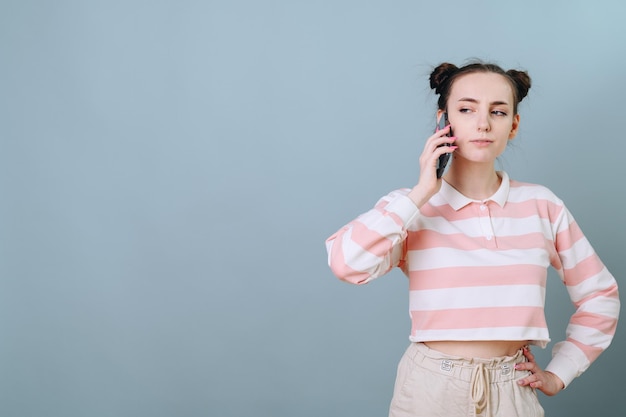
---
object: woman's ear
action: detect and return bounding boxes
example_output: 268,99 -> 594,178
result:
508,114 -> 521,140
436,109 -> 448,126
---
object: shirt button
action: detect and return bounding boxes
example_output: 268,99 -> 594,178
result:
486,235 -> 493,240
480,205 -> 487,211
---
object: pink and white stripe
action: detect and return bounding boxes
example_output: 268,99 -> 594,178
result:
326,172 -> 619,387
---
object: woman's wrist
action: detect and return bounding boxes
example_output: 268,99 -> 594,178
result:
407,184 -> 436,209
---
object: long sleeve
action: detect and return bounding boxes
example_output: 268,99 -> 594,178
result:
544,204 -> 620,388
325,189 -> 420,284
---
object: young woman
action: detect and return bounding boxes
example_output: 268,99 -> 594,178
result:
325,61 -> 620,417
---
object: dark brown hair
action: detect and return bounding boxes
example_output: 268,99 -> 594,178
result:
429,61 -> 531,114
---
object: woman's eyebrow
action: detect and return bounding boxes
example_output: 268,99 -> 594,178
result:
457,97 -> 510,106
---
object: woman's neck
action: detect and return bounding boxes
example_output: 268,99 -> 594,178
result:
443,164 -> 501,201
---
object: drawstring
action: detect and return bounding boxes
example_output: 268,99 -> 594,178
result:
470,362 -> 491,417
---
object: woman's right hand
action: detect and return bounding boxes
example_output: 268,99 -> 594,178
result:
407,124 -> 456,208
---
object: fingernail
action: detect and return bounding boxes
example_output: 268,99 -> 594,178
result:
449,146 -> 458,150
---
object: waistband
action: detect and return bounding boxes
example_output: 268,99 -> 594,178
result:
407,342 -> 526,383
406,343 -> 529,417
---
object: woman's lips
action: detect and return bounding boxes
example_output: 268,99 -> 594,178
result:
469,139 -> 493,146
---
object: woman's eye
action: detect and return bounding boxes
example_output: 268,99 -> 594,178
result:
459,108 -> 471,113
492,110 -> 507,116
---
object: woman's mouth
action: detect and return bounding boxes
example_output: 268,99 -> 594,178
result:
470,139 -> 493,146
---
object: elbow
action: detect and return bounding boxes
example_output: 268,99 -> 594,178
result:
326,238 -> 372,285
329,259 -> 372,285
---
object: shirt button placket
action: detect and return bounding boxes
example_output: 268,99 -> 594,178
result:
479,203 -> 496,247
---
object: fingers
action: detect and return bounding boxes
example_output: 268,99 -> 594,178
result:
420,126 -> 457,170
516,368 -> 544,393
522,346 -> 535,362
428,125 -> 455,148
516,346 -> 537,387
429,127 -> 457,161
517,371 -> 562,396
514,348 -> 564,396
411,125 -> 458,203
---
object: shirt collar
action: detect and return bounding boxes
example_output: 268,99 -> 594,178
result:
440,171 -> 510,211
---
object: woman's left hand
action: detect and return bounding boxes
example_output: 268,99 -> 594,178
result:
515,346 -> 565,396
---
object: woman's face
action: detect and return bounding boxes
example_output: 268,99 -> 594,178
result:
441,72 -> 520,165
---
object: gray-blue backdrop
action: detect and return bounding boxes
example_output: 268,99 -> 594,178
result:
2,1 -> 624,416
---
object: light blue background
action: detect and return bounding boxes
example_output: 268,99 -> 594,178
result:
1,1 -> 625,416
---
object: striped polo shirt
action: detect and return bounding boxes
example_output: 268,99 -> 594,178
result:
326,172 -> 619,387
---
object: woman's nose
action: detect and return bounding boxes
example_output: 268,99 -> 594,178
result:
477,111 -> 490,132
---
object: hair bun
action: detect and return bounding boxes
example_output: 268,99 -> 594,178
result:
429,63 -> 458,95
506,69 -> 532,102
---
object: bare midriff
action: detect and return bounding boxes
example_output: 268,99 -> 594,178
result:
424,340 -> 529,359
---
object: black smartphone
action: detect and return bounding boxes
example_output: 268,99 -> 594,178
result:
435,112 -> 452,178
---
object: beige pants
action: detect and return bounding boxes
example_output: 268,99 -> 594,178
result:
388,343 -> 544,417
